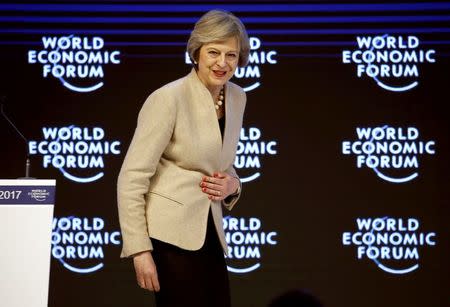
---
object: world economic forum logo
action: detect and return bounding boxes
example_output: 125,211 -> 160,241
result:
342,35 -> 436,92
342,126 -> 435,183
235,127 -> 277,183
342,217 -> 436,275
28,35 -> 121,93
52,216 -> 121,274
185,36 -> 277,92
28,189 -> 50,202
28,126 -> 121,183
224,216 -> 277,274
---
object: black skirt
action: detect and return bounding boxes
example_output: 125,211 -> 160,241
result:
151,209 -> 231,307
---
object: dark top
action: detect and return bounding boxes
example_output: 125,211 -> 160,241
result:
219,114 -> 234,202
218,115 -> 225,139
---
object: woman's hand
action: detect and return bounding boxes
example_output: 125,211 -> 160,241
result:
133,251 -> 160,292
200,172 -> 240,201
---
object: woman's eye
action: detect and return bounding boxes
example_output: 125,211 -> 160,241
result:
209,51 -> 218,55
228,54 -> 237,58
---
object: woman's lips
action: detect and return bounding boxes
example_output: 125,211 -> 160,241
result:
212,70 -> 226,78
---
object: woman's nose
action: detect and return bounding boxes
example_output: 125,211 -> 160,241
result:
216,54 -> 226,67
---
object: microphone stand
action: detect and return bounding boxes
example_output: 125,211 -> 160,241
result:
0,97 -> 35,179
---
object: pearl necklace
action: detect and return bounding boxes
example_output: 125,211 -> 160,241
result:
215,87 -> 224,110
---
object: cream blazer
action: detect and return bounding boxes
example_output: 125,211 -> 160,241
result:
117,69 -> 246,258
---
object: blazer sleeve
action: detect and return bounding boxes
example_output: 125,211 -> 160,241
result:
117,90 -> 176,258
222,165 -> 242,211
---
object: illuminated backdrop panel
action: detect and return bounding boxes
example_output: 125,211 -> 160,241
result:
0,2 -> 449,307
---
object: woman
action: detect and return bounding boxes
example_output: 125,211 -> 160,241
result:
117,10 -> 250,306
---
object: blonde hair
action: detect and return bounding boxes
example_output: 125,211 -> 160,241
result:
187,10 -> 250,67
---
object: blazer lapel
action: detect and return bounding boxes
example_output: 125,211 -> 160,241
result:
221,83 -> 238,170
185,69 -> 240,172
186,69 -> 223,170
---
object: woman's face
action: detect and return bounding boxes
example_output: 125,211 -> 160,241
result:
196,36 -> 240,92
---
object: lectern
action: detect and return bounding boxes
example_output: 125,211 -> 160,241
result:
0,179 -> 56,307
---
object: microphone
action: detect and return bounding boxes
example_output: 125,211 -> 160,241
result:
0,96 -> 35,179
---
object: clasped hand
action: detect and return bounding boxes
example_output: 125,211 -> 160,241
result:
200,171 -> 239,201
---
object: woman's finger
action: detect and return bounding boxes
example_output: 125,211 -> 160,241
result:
144,272 -> 154,291
200,181 -> 221,190
151,272 -> 160,292
213,171 -> 227,178
136,272 -> 146,289
203,176 -> 222,184
203,187 -> 223,197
